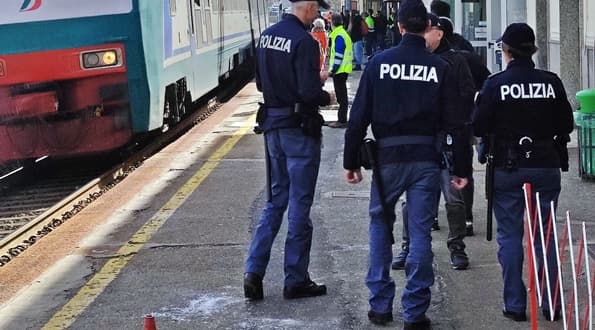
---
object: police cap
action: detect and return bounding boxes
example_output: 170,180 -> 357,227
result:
437,16 -> 454,38
500,23 -> 537,55
289,0 -> 330,10
398,0 -> 428,24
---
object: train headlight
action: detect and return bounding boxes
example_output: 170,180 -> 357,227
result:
81,49 -> 121,69
102,51 -> 117,65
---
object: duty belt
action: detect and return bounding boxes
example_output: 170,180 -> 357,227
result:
376,135 -> 435,149
267,107 -> 294,116
496,137 -> 555,149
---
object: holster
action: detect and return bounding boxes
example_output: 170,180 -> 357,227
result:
294,103 -> 323,139
254,102 -> 266,135
358,139 -> 376,170
438,132 -> 454,173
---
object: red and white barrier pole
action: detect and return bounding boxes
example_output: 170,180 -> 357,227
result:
523,183 -> 539,330
535,193 -> 554,313
566,212 -> 581,330
580,223 -> 592,330
550,202 -> 567,329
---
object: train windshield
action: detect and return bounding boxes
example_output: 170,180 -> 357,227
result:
0,0 -> 133,25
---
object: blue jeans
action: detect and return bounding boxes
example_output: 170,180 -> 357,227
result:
493,167 -> 561,314
367,161 -> 440,322
353,41 -> 364,66
245,128 -> 321,287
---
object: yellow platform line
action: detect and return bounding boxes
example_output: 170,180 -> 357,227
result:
43,115 -> 256,330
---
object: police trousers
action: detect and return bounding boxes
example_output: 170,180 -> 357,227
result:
367,161 -> 440,322
245,128 -> 321,287
493,167 -> 561,314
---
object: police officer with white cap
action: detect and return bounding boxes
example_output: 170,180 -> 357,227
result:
244,0 -> 336,301
343,0 -> 470,327
473,23 -> 574,322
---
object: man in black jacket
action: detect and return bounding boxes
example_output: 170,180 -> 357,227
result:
437,16 -> 490,236
391,13 -> 475,271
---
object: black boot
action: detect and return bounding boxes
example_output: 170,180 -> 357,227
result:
368,310 -> 393,325
244,272 -> 263,300
283,279 -> 327,299
403,315 -> 431,330
391,245 -> 408,270
503,310 -> 527,322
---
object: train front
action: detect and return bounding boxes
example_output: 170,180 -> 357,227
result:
0,1 -> 139,165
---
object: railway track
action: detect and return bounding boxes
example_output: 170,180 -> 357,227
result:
0,97 -> 224,266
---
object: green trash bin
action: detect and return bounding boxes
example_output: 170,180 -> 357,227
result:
576,89 -> 595,113
574,109 -> 595,180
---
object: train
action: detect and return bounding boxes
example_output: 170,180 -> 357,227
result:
0,0 -> 268,165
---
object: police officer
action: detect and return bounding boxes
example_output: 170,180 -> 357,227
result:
343,0 -> 470,327
244,0 -> 336,301
473,23 -> 573,322
391,13 -> 475,271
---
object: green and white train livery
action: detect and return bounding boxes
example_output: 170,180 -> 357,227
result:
0,0 -> 267,164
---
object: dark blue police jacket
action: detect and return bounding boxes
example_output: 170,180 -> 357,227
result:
344,33 -> 471,178
256,14 -> 330,131
473,58 -> 574,168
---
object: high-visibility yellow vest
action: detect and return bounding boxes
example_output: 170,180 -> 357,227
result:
365,16 -> 375,32
329,26 -> 353,74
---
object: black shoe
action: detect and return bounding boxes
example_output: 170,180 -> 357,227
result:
465,222 -> 474,236
403,315 -> 431,330
502,310 -> 527,322
391,248 -> 408,270
368,310 -> 393,325
244,272 -> 263,300
450,248 -> 469,270
542,309 -> 561,321
431,220 -> 440,231
283,280 -> 327,299
353,65 -> 362,71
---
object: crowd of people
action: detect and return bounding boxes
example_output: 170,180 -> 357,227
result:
245,0 -> 574,328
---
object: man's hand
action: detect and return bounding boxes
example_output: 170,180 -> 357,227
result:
450,176 -> 468,190
345,169 -> 363,184
320,70 -> 330,82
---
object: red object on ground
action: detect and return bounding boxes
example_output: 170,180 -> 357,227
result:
143,315 -> 157,330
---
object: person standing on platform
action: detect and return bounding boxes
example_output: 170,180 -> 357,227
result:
391,13 -> 475,272
473,23 -> 573,322
311,18 -> 328,70
348,11 -> 365,71
437,16 -> 491,236
244,0 -> 336,301
363,10 -> 376,56
342,0 -> 470,328
327,13 -> 353,128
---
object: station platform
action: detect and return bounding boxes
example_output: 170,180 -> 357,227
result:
0,72 -> 592,330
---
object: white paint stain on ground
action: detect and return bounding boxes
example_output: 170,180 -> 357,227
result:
152,293 -> 242,321
238,318 -> 304,329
